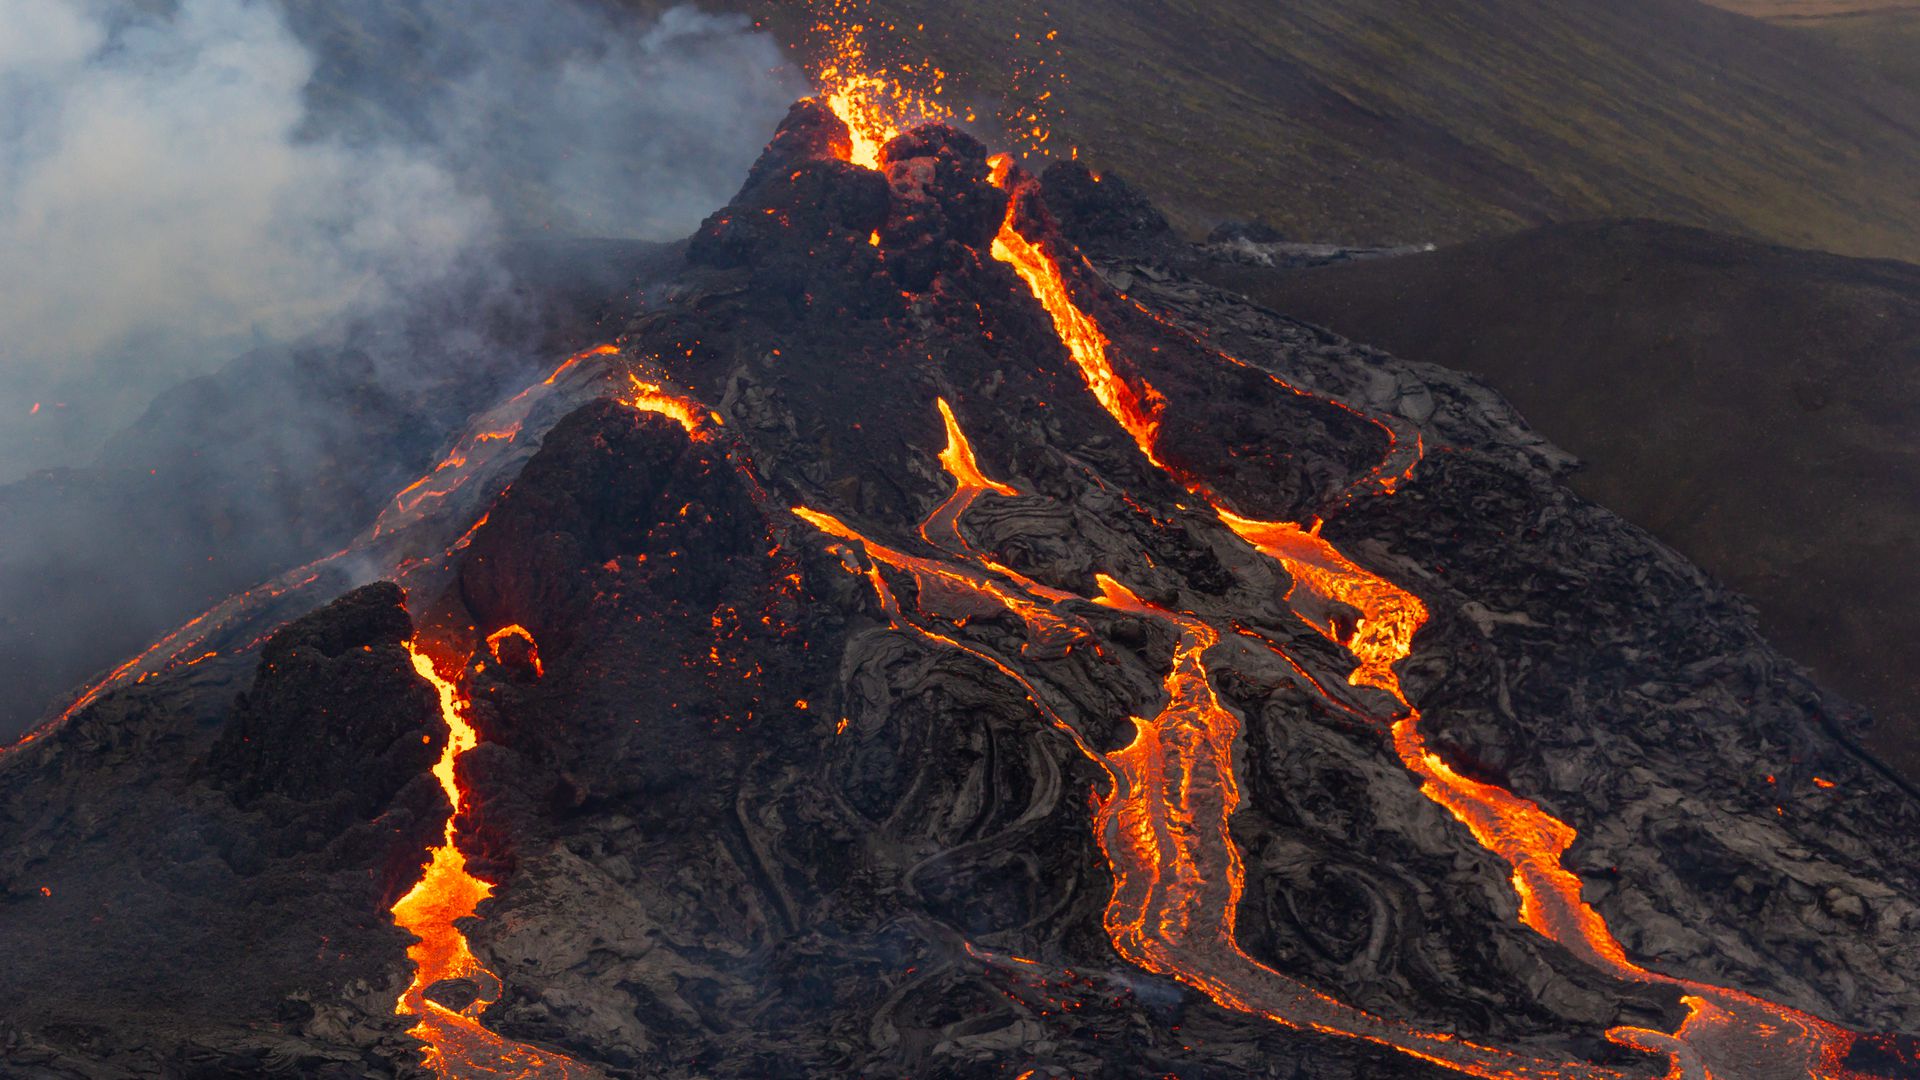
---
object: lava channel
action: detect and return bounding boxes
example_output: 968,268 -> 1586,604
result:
390,636 -> 588,1079
980,160 -> 1888,1077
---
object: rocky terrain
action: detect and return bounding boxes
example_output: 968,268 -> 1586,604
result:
0,239 -> 682,747
1207,220 -> 1920,783
1,106 -> 1917,1079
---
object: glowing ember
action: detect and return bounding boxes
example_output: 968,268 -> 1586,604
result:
807,0 -> 951,168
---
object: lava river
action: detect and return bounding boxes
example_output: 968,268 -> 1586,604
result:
389,636 -> 588,1079
16,18 -> 1910,1076
792,61 -> 1898,1073
978,150 -> 1890,1077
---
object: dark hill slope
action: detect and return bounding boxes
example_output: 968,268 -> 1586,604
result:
1700,2 -> 1920,102
1203,220 -> 1920,780
737,0 -> 1920,261
282,0 -> 1920,261
1781,8 -> 1920,100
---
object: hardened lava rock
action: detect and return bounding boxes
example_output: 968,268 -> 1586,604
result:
1,107 -> 1917,1080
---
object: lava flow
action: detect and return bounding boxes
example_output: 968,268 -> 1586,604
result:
978,155 -> 1886,1076
390,635 -> 586,1079
9,343 -> 624,760
791,46 -> 1893,1070
22,19 -> 1906,1076
795,402 -> 1629,1080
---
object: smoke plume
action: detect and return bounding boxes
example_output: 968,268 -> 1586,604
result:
0,0 -> 808,739
0,0 -> 805,477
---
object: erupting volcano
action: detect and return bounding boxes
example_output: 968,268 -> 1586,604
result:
4,14 -> 1919,1080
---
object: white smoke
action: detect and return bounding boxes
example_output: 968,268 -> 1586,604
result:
0,0 -> 806,478
0,0 -> 488,472
422,3 -> 812,238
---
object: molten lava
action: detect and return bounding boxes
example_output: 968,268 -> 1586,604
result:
619,373 -> 722,437
975,173 -> 1882,1077
390,637 -> 584,1078
486,624 -> 545,679
26,25 -> 1903,1077
797,41 -> 1892,1066
793,392 -> 1643,1077
807,0 -> 951,168
987,158 -> 1166,461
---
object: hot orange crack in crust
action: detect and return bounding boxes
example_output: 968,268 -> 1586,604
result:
485,625 -> 545,679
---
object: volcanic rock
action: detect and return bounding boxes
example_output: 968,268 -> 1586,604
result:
1038,161 -> 1176,259
211,582 -> 437,819
2,108 -> 1917,1080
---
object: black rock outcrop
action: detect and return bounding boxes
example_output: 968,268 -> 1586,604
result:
212,582 -> 436,818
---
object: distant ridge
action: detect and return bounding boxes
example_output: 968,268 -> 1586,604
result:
705,0 -> 1920,262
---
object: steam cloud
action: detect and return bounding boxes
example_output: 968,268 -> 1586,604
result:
0,0 -> 807,478
0,0 -> 808,740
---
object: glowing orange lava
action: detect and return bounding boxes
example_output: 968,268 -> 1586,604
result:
620,373 -> 722,437
919,397 -> 1022,553
485,625 -> 545,679
390,639 -> 585,1079
29,27 -> 1902,1076
804,51 -> 1697,1070
795,406 -> 1625,1078
987,159 -> 1166,461
977,190 -> 1881,1076
807,0 -> 951,168
936,397 -> 1016,499
802,60 -> 1906,1063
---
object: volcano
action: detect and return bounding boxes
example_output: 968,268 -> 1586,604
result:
3,96 -> 1920,1080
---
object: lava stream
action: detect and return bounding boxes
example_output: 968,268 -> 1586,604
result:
978,167 -> 1879,1076
984,162 -> 1165,461
391,638 -> 586,1079
794,402 -> 1622,1079
11,344 -> 622,758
